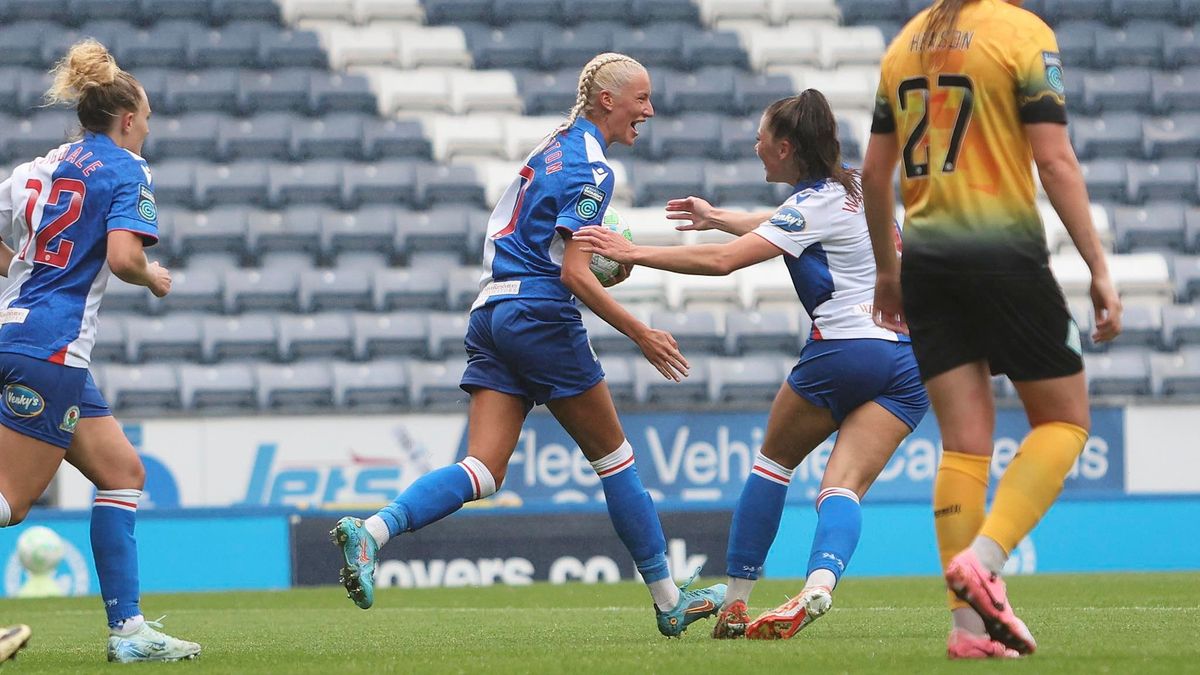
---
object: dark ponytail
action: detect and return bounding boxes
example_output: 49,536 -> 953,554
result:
763,89 -> 860,201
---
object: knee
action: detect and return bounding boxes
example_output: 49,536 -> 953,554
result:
486,463 -> 506,489
96,457 -> 146,491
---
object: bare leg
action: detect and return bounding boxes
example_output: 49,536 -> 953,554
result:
0,425 -> 65,525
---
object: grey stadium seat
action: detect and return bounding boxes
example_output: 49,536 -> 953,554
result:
373,267 -> 449,311
839,0 -> 909,21
445,267 -> 484,310
719,116 -> 758,160
493,0 -> 562,24
709,356 -> 783,404
277,313 -> 354,361
259,29 -> 326,69
542,22 -> 618,69
725,309 -> 803,355
612,22 -> 692,70
1113,301 -> 1163,347
636,358 -> 710,404
416,164 -> 486,208
332,360 -> 409,408
165,68 -> 239,113
144,113 -> 221,161
195,162 -> 270,207
1084,351 -> 1151,396
353,312 -> 430,359
6,111 -> 77,160
298,268 -> 373,312
1174,255 -> 1200,301
218,113 -> 293,161
1095,21 -> 1164,68
239,68 -> 311,114
146,161 -> 196,209
1055,20 -> 1102,68
179,363 -> 257,412
309,72 -> 376,115
631,160 -> 705,207
201,314 -> 279,362
423,0 -> 492,24
1161,303 -> 1200,349
1163,24 -> 1200,68
267,161 -> 344,208
1151,68 -> 1200,114
342,161 -> 419,208
1071,113 -> 1143,160
255,362 -> 335,411
633,0 -> 700,23
1142,114 -> 1200,160
247,208 -> 322,258
662,68 -> 739,115
1080,161 -> 1128,202
407,359 -> 468,408
170,207 -> 249,260
159,268 -> 224,314
1112,203 -> 1186,252
1127,160 -> 1198,203
648,114 -> 722,160
600,356 -> 636,405
706,160 -> 778,206
466,22 -> 547,70
651,309 -> 725,354
93,314 -> 128,363
1187,209 -> 1200,253
103,364 -> 182,412
1042,0 -> 1111,22
682,29 -> 747,70
68,0 -> 139,23
562,0 -> 631,23
187,21 -> 263,68
320,208 -> 396,257
124,314 -> 204,363
518,69 -> 579,115
363,118 -> 431,160
1151,347 -> 1200,396
427,312 -> 470,359
222,267 -> 300,313
116,20 -> 198,69
1110,0 -> 1179,22
103,277 -> 159,315
1082,68 -> 1153,113
734,73 -> 799,116
398,207 -> 474,257
291,113 -> 367,161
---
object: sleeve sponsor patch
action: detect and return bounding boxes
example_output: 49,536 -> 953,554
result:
1042,51 -> 1064,94
137,184 -> 157,222
575,184 -> 607,220
769,206 -> 806,233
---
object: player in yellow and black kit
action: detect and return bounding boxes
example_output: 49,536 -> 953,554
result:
861,0 -> 1123,660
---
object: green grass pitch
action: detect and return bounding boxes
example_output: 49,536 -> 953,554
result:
3,573 -> 1198,673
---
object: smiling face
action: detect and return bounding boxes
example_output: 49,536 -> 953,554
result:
596,68 -> 654,146
755,114 -> 797,184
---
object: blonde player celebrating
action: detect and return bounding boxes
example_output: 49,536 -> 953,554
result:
333,53 -> 726,637
575,90 -> 929,640
863,0 -> 1122,658
0,41 -> 199,662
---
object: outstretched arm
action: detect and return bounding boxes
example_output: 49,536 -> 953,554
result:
666,196 -> 772,236
574,226 -> 781,276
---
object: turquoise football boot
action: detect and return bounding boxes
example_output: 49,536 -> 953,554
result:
331,517 -> 378,610
655,570 -> 727,638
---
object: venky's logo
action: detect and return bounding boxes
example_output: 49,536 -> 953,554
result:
3,384 -> 45,418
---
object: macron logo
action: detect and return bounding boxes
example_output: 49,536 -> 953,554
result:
592,167 -> 608,185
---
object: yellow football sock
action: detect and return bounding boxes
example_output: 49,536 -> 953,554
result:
934,450 -> 990,609
979,421 -> 1088,555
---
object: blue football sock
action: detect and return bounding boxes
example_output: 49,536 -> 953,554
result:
91,489 -> 142,627
592,442 -> 670,584
806,487 -> 862,586
727,454 -> 793,582
377,457 -> 496,537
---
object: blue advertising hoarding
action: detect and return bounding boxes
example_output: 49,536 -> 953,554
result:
0,508 -> 292,598
468,407 -> 1125,509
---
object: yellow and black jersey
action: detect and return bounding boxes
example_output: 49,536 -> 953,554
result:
872,0 -> 1067,273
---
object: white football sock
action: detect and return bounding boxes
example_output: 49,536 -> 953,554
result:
805,568 -> 838,590
725,577 -> 756,606
649,578 -> 680,611
364,515 -> 390,548
951,607 -> 987,635
0,491 -> 10,527
970,535 -> 1008,575
112,614 -> 145,636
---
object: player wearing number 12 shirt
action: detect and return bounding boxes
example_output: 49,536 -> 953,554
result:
864,0 -> 1122,660
0,39 -> 199,662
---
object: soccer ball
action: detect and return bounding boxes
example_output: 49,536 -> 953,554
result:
17,526 -> 65,575
589,207 -> 633,285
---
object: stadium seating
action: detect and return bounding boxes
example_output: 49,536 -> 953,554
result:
0,0 -> 1194,412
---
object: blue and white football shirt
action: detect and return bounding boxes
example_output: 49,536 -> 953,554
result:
0,132 -> 158,367
753,176 -> 906,342
473,117 -> 616,310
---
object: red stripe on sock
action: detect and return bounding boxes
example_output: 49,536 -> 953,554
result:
753,465 -> 791,484
597,455 -> 634,478
94,498 -> 137,509
460,463 -> 482,499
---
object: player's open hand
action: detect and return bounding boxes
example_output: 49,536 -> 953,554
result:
575,225 -> 636,264
665,196 -> 717,231
146,261 -> 172,298
635,327 -> 689,382
872,273 -> 907,335
1090,274 -> 1122,343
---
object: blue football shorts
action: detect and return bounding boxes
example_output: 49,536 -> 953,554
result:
786,338 -> 929,430
460,297 -> 605,407
0,351 -> 89,449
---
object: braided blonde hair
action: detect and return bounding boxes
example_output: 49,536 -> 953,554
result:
555,52 -> 646,136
